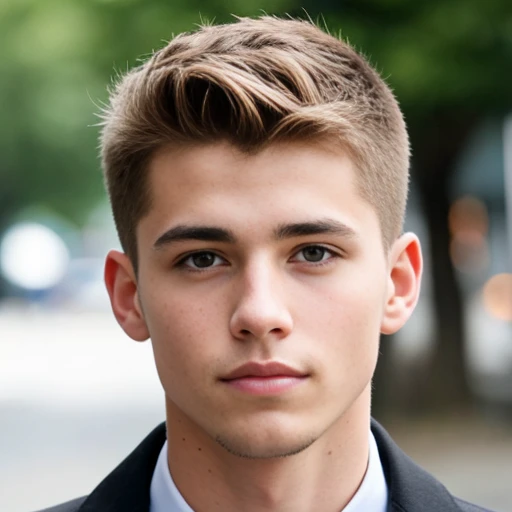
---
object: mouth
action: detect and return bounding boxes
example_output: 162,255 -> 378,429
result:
220,361 -> 309,396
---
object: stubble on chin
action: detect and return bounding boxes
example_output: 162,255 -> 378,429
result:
214,434 -> 318,460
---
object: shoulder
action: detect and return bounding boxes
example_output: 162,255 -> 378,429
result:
454,497 -> 495,512
32,423 -> 167,512
370,419 -> 497,512
32,496 -> 87,512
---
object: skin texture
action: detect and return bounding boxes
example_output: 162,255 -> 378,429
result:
105,141 -> 422,512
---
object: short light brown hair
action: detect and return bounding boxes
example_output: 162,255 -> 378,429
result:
100,16 -> 409,266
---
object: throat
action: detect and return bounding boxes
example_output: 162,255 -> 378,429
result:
166,429 -> 369,512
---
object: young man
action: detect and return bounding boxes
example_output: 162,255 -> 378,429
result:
39,16 -> 492,512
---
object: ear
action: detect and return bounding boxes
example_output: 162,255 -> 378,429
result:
380,233 -> 423,335
104,250 -> 150,342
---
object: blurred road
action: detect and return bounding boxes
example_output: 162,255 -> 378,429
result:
1,309 -> 511,511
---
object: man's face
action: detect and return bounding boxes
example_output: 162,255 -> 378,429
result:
119,142 -> 411,458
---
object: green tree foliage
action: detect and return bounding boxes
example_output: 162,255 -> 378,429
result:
304,0 -> 511,111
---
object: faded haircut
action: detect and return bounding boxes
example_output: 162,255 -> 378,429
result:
100,16 -> 410,267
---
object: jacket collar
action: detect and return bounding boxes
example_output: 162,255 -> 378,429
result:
79,423 -> 166,512
371,419 -> 462,512
79,420 -> 464,512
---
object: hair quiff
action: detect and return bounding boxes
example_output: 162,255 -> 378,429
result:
100,16 -> 410,266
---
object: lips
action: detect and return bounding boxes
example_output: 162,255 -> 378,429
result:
221,361 -> 307,380
220,362 -> 309,395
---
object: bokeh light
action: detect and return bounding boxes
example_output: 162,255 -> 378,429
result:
482,273 -> 512,322
0,222 -> 70,290
448,196 -> 489,273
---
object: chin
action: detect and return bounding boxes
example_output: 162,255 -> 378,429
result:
213,428 -> 318,460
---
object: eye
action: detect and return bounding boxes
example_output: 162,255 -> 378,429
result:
293,245 -> 335,263
178,251 -> 226,270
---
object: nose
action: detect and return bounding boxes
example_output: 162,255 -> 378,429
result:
229,260 -> 293,342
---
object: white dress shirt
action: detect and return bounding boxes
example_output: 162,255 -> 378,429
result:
150,431 -> 388,512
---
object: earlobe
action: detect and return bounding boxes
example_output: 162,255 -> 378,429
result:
380,233 -> 423,335
104,250 -> 150,342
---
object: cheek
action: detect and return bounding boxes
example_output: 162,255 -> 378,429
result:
297,269 -> 385,368
300,267 -> 385,330
143,291 -> 223,387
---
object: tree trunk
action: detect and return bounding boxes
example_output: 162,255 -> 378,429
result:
409,110 -> 479,413
418,176 -> 470,411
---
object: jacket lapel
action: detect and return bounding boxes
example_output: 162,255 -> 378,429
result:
371,419 -> 462,512
79,423 -> 167,512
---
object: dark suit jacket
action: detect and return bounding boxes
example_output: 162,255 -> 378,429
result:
35,420 -> 493,512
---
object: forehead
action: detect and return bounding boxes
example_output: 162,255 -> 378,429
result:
150,140 -> 351,186
138,141 -> 380,245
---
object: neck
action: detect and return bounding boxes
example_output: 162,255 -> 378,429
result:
165,388 -> 371,512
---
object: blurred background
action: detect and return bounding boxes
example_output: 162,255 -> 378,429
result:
1,0 -> 511,510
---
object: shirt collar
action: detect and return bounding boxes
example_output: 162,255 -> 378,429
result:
149,431 -> 388,512
342,430 -> 389,512
150,439 -> 194,512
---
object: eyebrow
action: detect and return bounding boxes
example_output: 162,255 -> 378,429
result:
153,225 -> 235,249
153,218 -> 357,249
274,219 -> 358,240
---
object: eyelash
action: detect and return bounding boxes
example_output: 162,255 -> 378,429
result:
176,252 -> 227,272
175,245 -> 340,273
